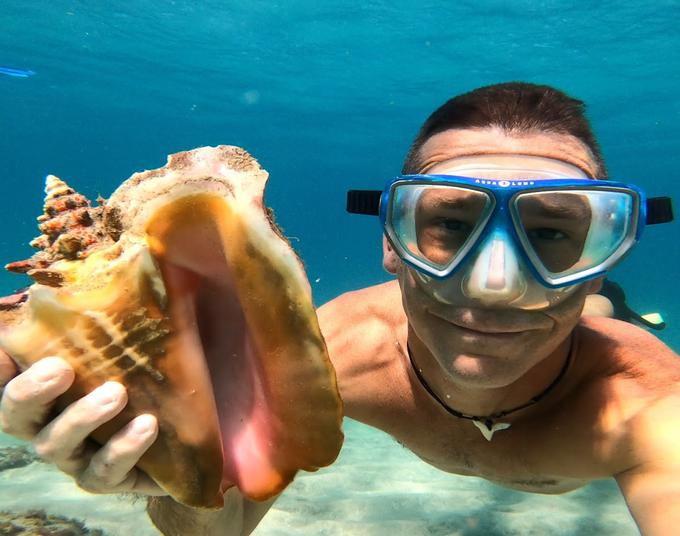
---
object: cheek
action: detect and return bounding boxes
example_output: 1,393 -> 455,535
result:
396,268 -> 433,324
396,267 -> 419,310
543,284 -> 590,329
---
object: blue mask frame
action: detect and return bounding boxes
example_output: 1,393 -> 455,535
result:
348,174 -> 673,290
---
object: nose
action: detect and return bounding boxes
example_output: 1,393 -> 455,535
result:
461,230 -> 527,305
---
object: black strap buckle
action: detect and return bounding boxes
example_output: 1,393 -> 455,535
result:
346,190 -> 381,215
646,196 -> 673,225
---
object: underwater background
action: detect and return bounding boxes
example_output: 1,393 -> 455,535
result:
1,1 -> 678,534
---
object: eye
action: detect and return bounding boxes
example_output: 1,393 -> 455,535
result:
434,218 -> 473,233
527,228 -> 568,240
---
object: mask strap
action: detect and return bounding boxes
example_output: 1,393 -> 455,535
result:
646,197 -> 673,225
347,190 -> 381,215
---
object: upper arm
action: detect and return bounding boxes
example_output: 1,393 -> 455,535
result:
615,394 -> 680,535
316,283 -> 404,415
616,461 -> 680,535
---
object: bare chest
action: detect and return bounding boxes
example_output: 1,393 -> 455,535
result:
388,411 -> 598,493
348,376 -> 611,494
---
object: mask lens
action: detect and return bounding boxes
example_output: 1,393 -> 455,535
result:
513,189 -> 636,280
389,184 -> 492,272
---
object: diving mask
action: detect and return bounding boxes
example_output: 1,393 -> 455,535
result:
347,155 -> 673,310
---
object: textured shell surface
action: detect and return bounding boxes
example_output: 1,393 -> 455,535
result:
6,146 -> 272,295
106,145 -> 269,240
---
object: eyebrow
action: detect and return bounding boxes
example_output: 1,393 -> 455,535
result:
520,195 -> 591,220
420,194 -> 485,211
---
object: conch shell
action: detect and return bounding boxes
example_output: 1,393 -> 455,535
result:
0,146 -> 344,508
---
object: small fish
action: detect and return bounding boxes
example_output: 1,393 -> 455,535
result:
0,66 -> 36,78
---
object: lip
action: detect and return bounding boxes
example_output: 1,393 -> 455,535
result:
427,309 -> 542,335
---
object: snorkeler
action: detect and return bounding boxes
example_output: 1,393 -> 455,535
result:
598,279 -> 666,330
1,82 -> 679,536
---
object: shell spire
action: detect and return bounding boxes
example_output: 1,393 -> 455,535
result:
44,174 -> 78,201
5,174 -> 110,282
37,174 -> 91,228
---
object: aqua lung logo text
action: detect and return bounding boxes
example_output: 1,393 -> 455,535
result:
474,179 -> 536,187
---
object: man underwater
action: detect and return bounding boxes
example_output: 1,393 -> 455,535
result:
1,82 -> 678,536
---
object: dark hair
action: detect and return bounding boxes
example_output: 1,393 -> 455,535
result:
402,82 -> 607,177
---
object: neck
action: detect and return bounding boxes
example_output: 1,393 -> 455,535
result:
406,331 -> 575,420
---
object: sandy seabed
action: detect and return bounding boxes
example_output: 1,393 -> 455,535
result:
0,419 -> 639,535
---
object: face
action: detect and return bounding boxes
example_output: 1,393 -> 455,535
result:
384,127 -> 603,388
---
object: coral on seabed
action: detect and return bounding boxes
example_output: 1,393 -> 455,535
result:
0,510 -> 106,535
0,446 -> 41,472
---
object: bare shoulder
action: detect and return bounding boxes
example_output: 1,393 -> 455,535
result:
579,320 -> 680,536
574,316 -> 680,471
317,281 -> 407,412
317,280 -> 405,354
577,316 -> 680,388
318,280 -> 403,318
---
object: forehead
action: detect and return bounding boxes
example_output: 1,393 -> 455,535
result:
418,127 -> 599,178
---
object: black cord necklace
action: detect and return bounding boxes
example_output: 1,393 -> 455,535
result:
407,336 -> 575,441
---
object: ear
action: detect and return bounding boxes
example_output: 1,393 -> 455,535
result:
382,236 -> 400,274
585,276 -> 605,295
581,277 -> 613,318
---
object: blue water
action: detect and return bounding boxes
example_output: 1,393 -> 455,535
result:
0,1 -> 678,534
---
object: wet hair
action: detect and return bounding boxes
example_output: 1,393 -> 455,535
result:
402,82 -> 607,177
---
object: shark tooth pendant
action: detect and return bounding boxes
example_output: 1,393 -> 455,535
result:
472,419 -> 511,441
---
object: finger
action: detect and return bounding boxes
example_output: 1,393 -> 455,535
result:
33,381 -> 128,475
78,414 -> 164,495
0,348 -> 19,389
0,356 -> 75,440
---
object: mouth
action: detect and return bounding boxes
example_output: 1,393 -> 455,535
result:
427,308 -> 545,336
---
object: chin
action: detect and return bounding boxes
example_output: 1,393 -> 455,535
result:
414,320 -> 552,387
439,353 -> 533,389
432,345 -> 534,389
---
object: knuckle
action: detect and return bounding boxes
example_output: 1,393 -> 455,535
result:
33,433 -> 82,464
90,456 -> 117,481
0,409 -> 37,440
77,463 -> 121,492
0,419 -> 22,437
34,427 -> 88,464
98,449 -> 131,477
79,441 -> 141,493
1,377 -> 33,404
0,415 -> 18,436
32,440 -> 58,461
75,475 -> 102,494
0,402 -> 41,440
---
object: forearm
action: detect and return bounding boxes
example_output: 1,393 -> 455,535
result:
147,489 -> 245,536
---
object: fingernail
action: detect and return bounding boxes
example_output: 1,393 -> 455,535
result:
33,357 -> 68,383
93,382 -> 122,404
33,361 -> 59,382
132,415 -> 154,435
33,367 -> 56,382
